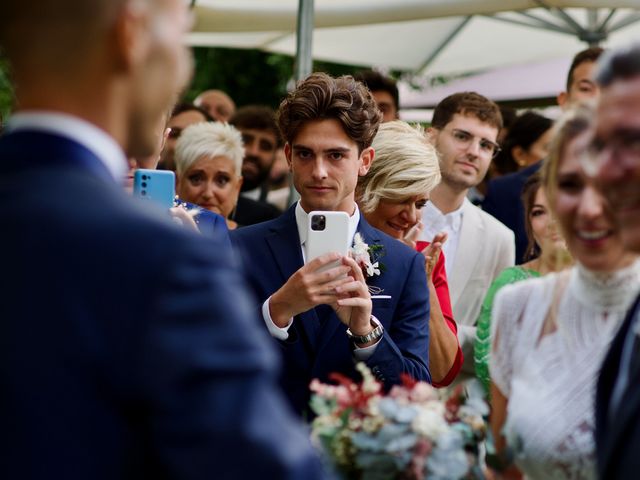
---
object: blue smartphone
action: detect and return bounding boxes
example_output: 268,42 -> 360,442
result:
133,169 -> 175,210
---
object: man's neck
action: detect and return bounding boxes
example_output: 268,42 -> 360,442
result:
429,182 -> 467,214
14,74 -> 126,151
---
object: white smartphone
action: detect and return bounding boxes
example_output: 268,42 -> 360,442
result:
305,211 -> 350,270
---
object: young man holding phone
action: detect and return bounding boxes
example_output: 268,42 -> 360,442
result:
231,73 -> 431,416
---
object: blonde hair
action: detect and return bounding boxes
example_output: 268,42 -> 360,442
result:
175,122 -> 244,177
357,121 -> 441,213
541,104 -> 593,205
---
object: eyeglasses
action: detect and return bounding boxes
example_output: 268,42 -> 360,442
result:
167,127 -> 183,140
445,128 -> 501,158
580,130 -> 640,177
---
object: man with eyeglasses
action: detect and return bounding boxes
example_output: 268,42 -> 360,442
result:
419,91 -> 515,381
157,102 -> 213,171
593,43 -> 640,480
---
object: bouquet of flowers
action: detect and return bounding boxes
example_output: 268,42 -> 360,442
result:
310,363 -> 488,480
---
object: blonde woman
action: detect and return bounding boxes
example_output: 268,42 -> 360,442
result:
357,120 -> 463,386
489,105 -> 640,479
175,122 -> 245,230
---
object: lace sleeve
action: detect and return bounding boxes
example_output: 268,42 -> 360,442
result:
489,281 -> 532,397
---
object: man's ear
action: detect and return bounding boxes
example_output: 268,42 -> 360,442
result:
111,3 -> 150,73
557,91 -> 568,109
426,127 -> 438,145
284,143 -> 293,171
358,147 -> 374,176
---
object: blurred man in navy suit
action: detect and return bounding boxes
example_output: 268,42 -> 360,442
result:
483,47 -> 603,263
0,1 -> 327,479
593,43 -> 640,480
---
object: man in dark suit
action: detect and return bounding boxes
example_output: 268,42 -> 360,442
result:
231,73 -> 430,416
0,1 -> 326,479
483,47 -> 604,263
593,43 -> 640,480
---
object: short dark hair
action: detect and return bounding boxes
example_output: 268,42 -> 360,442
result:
566,47 -> 604,90
229,105 -> 282,147
522,172 -> 543,260
354,70 -> 399,112
596,43 -> 640,87
277,72 -> 382,152
431,92 -> 502,131
170,103 -> 214,122
494,111 -> 553,175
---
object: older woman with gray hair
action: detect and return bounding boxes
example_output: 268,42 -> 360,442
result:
175,122 -> 245,230
356,120 -> 463,386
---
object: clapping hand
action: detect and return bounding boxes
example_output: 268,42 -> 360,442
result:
403,220 -> 424,249
418,231 -> 448,278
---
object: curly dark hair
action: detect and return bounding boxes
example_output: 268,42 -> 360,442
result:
276,72 -> 382,152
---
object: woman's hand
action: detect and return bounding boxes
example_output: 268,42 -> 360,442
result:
402,221 -> 424,249
170,206 -> 200,233
419,231 -> 448,277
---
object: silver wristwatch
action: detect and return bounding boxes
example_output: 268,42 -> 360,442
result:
346,318 -> 384,345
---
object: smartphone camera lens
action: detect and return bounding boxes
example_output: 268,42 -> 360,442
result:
311,215 -> 326,231
142,175 -> 148,180
141,190 -> 147,197
141,182 -> 147,188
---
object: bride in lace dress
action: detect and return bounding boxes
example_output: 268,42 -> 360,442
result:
489,105 -> 640,480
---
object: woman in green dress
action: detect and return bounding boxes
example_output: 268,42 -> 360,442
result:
474,172 -> 572,394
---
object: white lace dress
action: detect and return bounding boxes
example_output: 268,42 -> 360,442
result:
490,260 -> 640,480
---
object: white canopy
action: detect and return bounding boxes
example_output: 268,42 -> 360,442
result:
189,1 -> 640,75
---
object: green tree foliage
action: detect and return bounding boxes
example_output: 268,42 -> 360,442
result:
184,47 -> 371,109
0,55 -> 14,126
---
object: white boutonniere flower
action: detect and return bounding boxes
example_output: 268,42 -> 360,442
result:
350,233 -> 384,278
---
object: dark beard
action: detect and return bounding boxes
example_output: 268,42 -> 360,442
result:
241,156 -> 271,192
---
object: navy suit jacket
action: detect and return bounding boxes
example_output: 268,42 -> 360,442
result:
0,130 -> 326,480
483,161 -> 541,264
230,206 -> 430,415
595,294 -> 640,479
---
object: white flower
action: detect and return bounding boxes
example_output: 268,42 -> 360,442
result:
411,402 -> 450,439
350,233 -> 381,278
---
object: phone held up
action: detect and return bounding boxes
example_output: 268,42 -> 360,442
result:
305,211 -> 350,272
133,169 -> 175,210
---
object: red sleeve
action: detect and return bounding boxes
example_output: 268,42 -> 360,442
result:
428,249 -> 464,388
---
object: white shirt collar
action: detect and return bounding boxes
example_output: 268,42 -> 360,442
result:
242,188 -> 261,201
295,201 -> 360,247
425,198 -> 466,232
7,111 -> 128,182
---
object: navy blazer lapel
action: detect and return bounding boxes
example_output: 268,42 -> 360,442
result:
598,297 -> 640,467
0,130 -> 116,183
315,216 -> 383,356
265,207 -> 322,344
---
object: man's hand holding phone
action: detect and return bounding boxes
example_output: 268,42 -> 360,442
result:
333,255 -> 374,339
269,253 -> 352,327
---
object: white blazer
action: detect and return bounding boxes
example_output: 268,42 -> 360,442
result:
449,199 -> 515,376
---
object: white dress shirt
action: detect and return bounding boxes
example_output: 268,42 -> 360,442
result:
419,199 -> 465,276
262,202 -> 380,358
7,111 -> 128,182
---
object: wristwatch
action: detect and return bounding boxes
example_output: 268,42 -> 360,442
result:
346,318 -> 384,345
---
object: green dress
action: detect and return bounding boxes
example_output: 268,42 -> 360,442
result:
474,266 -> 540,395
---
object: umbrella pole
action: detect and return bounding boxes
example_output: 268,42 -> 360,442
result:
288,0 -> 315,207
